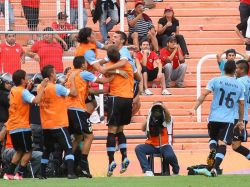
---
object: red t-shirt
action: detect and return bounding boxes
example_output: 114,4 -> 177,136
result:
160,48 -> 182,69
21,0 -> 40,8
0,42 -> 24,74
136,51 -> 159,70
31,40 -> 63,72
241,0 -> 250,5
70,0 -> 85,8
51,22 -> 75,39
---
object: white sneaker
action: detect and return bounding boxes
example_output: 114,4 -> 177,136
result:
145,171 -> 154,176
211,168 -> 218,177
144,89 -> 153,95
162,89 -> 171,95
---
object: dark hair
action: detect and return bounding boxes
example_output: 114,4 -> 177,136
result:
64,67 -> 72,75
73,56 -> 85,69
225,49 -> 236,57
43,27 -> 54,32
41,65 -> 55,79
167,36 -> 177,43
5,30 -> 15,38
13,70 -> 26,86
224,60 -> 236,75
139,38 -> 150,46
77,27 -> 92,43
107,45 -> 121,63
115,31 -> 127,45
236,59 -> 249,74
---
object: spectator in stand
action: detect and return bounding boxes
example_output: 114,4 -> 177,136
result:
21,0 -> 40,45
69,0 -> 94,29
235,17 -> 250,54
157,6 -> 189,59
0,32 -> 25,74
0,0 -> 15,30
27,27 -> 64,73
239,0 -> 250,22
92,0 -> 119,44
52,12 -> 77,51
127,1 -> 159,52
136,38 -> 170,95
160,36 -> 187,88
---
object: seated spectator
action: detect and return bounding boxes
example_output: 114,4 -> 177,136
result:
0,0 -> 15,30
235,17 -> 250,54
239,0 -> 250,22
52,12 -> 77,51
26,27 -> 64,73
21,0 -> 40,45
160,36 -> 187,88
0,32 -> 25,74
136,38 -> 170,95
135,101 -> 179,176
157,6 -> 189,59
216,49 -> 237,75
127,1 -> 159,52
0,126 -> 42,177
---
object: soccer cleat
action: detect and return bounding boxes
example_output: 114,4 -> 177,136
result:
207,149 -> 216,168
120,158 -> 130,174
145,171 -> 154,177
193,168 -> 212,177
81,169 -> 93,178
107,161 -> 117,177
3,173 -> 14,180
211,168 -> 218,177
14,173 -> 23,180
67,174 -> 78,179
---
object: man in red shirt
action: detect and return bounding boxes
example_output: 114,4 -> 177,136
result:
0,33 -> 25,74
27,27 -> 64,73
239,0 -> 250,22
21,0 -> 40,45
136,39 -> 170,95
52,12 -> 77,51
160,36 -> 187,88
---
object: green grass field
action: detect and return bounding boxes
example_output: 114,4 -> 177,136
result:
1,175 -> 250,187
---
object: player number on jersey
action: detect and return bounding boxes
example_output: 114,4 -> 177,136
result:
219,88 -> 236,108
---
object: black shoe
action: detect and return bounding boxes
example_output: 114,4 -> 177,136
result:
67,174 -> 78,179
81,170 -> 93,178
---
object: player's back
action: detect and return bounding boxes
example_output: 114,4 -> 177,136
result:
208,76 -> 244,123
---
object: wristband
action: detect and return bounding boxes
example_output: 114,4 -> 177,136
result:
116,69 -> 120,74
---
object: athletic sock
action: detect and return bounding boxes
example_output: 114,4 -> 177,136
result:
235,145 -> 250,159
106,133 -> 116,164
117,132 -> 127,161
40,159 -> 49,177
209,139 -> 217,151
214,145 -> 227,169
81,154 -> 89,171
6,163 -> 17,175
17,165 -> 26,176
65,154 -> 75,175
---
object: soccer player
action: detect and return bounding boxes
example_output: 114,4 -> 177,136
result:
65,56 -> 113,178
3,70 -> 48,180
39,65 -> 78,179
232,60 -> 250,159
105,45 -> 135,177
190,60 -> 245,177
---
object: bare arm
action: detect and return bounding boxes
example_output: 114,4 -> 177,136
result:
95,76 -> 114,84
0,126 -> 6,142
68,73 -> 78,97
128,13 -> 143,27
193,90 -> 211,111
134,71 -> 142,82
32,78 -> 49,104
235,100 -> 245,130
235,27 -> 246,43
177,45 -> 185,63
141,121 -> 147,131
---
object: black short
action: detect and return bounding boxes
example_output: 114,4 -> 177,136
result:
42,127 -> 72,153
68,109 -> 93,134
148,68 -> 159,81
133,81 -> 139,98
128,34 -> 148,45
10,131 -> 32,152
233,120 -> 248,142
22,6 -> 39,29
85,94 -> 95,104
208,121 -> 234,145
107,96 -> 133,126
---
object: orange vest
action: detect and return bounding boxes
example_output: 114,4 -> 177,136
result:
65,69 -> 89,111
75,42 -> 97,72
6,86 -> 30,131
145,128 -> 169,147
106,61 -> 134,98
39,83 -> 68,129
